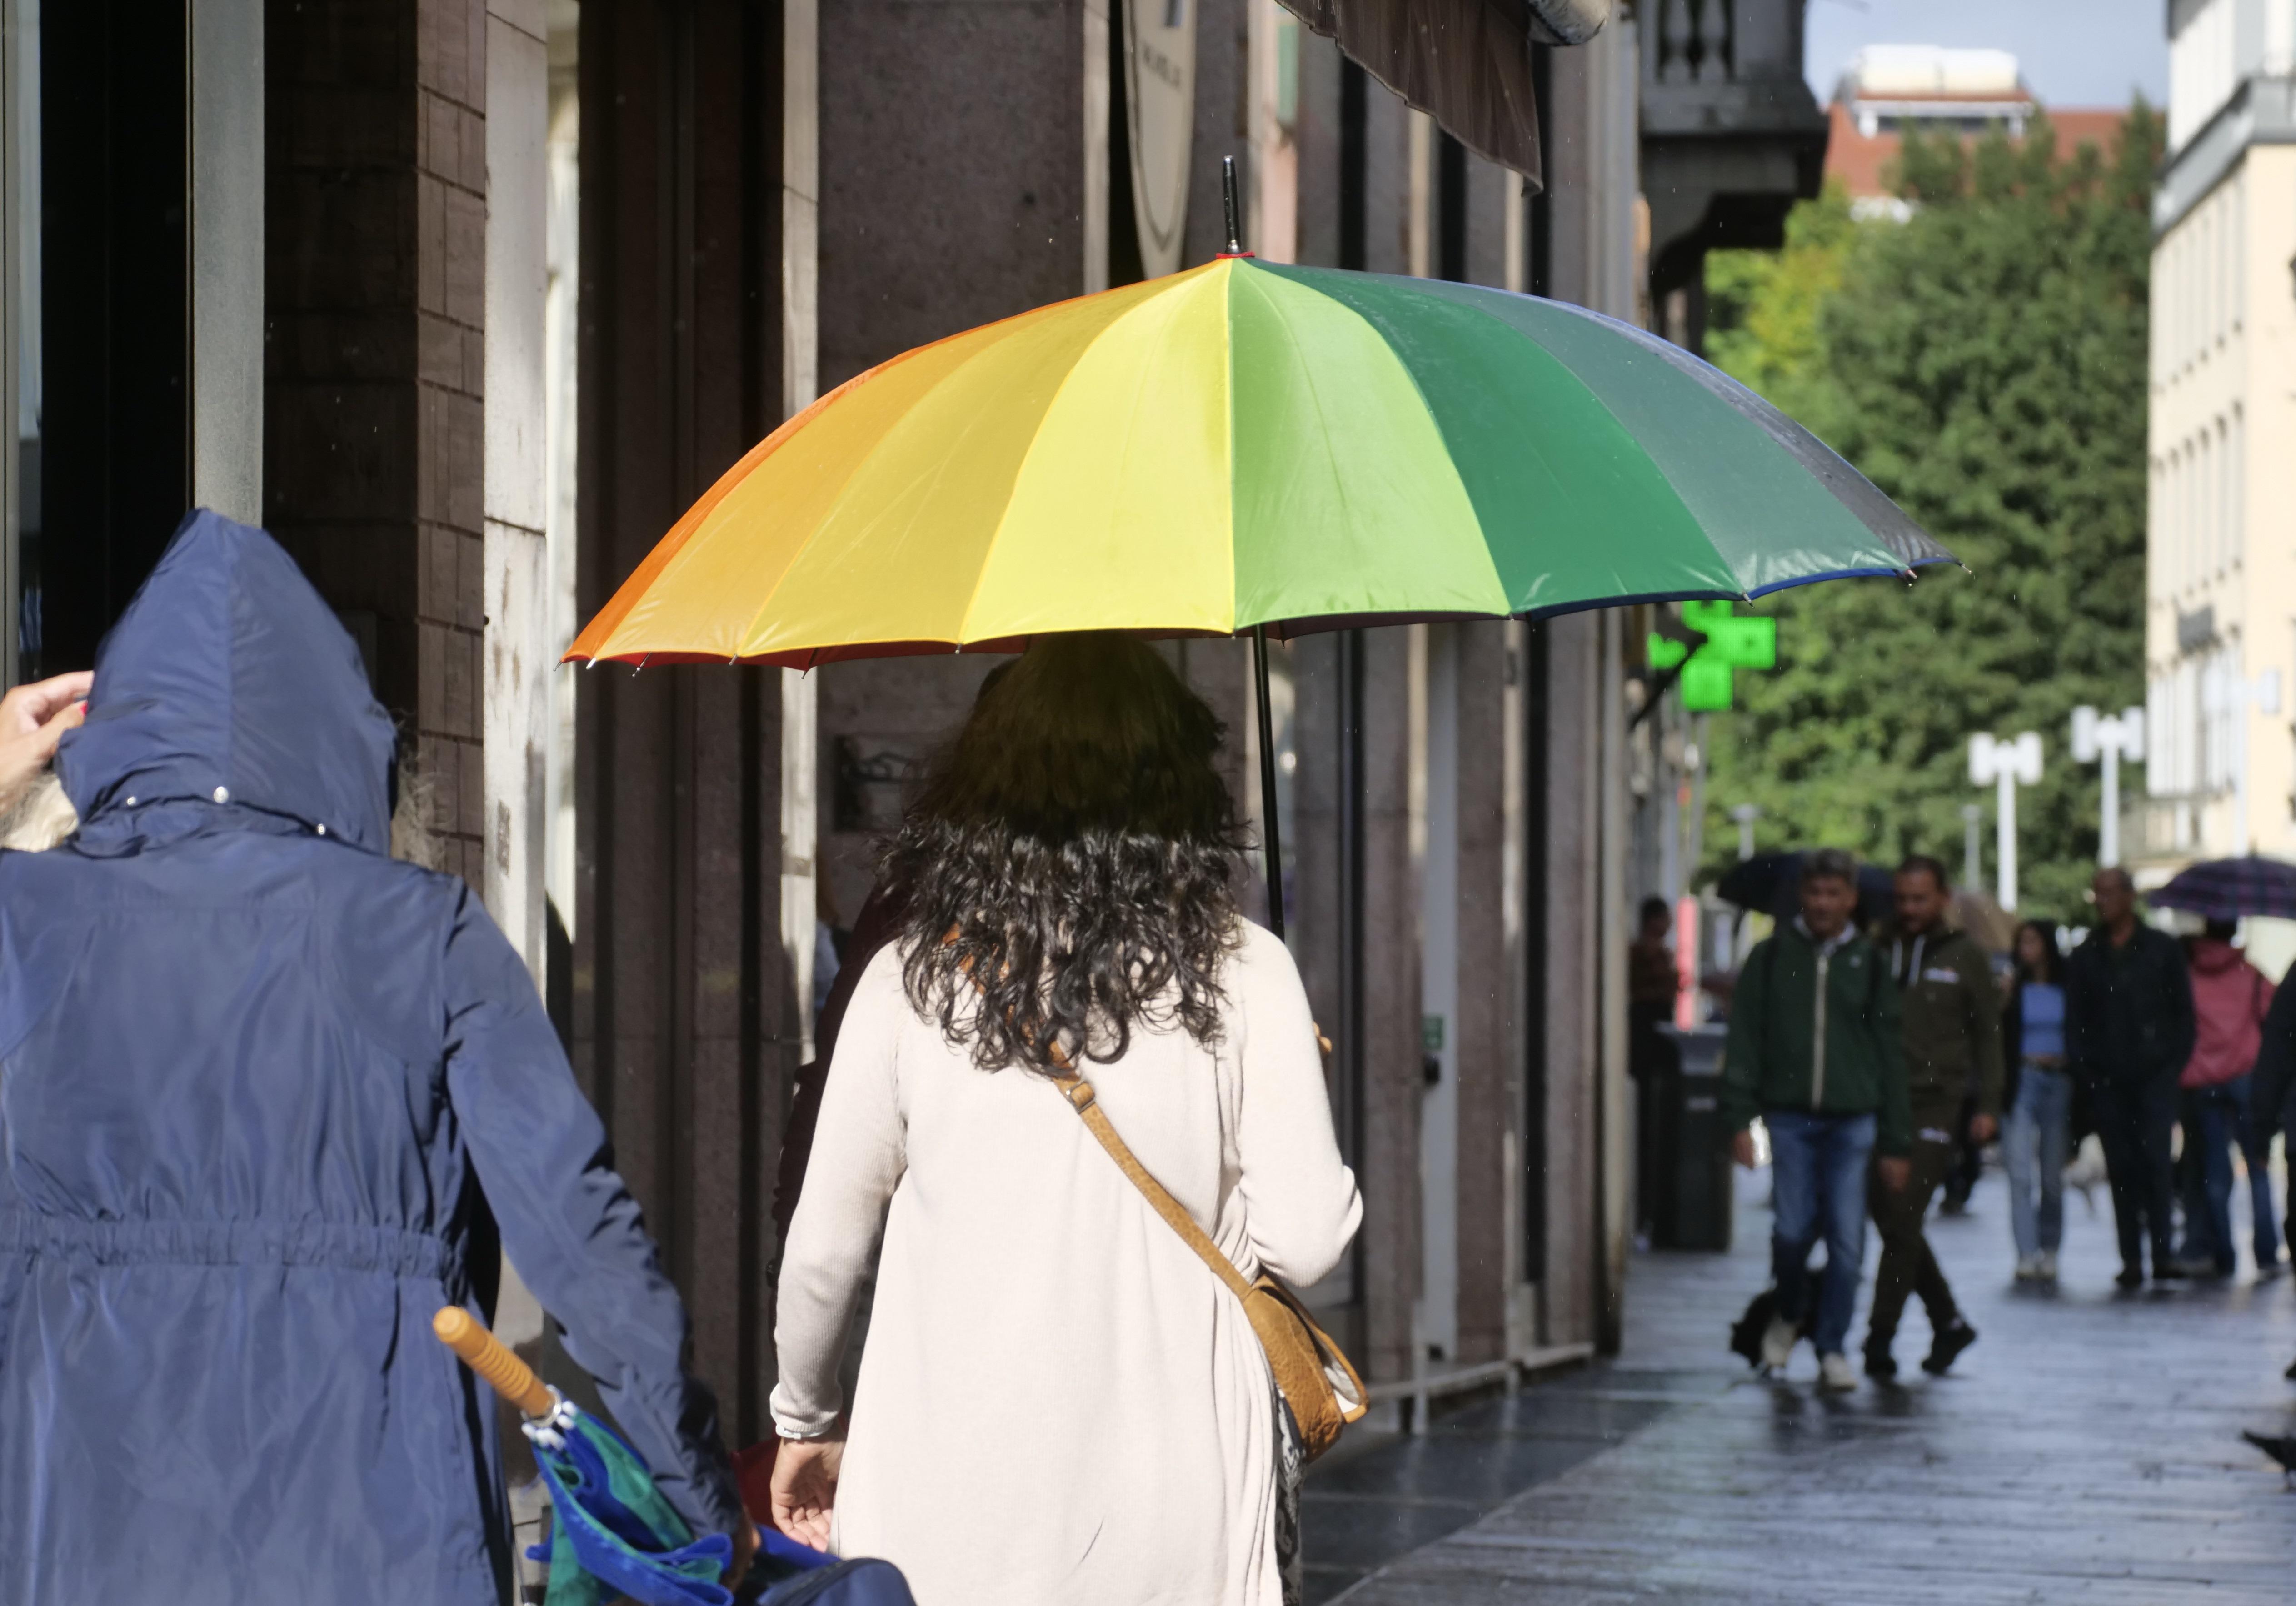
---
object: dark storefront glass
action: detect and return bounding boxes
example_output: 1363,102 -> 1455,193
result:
9,0 -> 191,684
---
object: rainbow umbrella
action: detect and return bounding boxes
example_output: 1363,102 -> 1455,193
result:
569,173 -> 1950,928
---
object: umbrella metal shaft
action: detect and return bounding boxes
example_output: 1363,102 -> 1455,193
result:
1254,624 -> 1285,943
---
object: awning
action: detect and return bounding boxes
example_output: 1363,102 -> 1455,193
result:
1273,0 -> 1608,185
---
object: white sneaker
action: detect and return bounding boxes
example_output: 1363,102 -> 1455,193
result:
2038,1250 -> 2058,1282
1818,1352 -> 1858,1392
2015,1253 -> 2042,1281
1760,1315 -> 1798,1371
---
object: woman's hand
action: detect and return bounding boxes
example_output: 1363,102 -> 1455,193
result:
0,672 -> 91,816
769,1434 -> 845,1551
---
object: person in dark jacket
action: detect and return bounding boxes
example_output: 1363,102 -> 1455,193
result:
1863,856 -> 2000,1380
2249,969 -> 2296,1377
0,513 -> 749,1605
2064,866 -> 2197,1289
1723,850 -> 1911,1392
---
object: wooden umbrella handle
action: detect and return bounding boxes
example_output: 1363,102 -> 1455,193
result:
433,1307 -> 557,1418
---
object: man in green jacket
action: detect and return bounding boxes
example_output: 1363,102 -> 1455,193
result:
1725,849 -> 1912,1392
1864,855 -> 2003,1381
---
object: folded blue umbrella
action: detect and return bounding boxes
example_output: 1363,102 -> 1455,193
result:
523,1394 -> 737,1606
434,1308 -> 734,1606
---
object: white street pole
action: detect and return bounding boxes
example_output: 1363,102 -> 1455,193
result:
1730,802 -> 1760,861
1960,803 -> 1982,890
2072,705 -> 2146,870
1970,732 -> 2043,910
2100,741 -> 2119,869
1997,766 -> 2017,912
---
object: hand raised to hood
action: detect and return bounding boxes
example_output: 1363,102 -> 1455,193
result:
0,671 -> 90,818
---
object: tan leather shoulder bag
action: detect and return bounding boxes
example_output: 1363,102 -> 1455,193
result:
1047,1056 -> 1367,1460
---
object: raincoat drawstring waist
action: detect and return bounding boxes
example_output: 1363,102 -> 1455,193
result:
0,1209 -> 459,1280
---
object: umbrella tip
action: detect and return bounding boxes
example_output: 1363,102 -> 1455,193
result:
1222,155 -> 1244,256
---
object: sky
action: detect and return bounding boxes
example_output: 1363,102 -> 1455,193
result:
1805,0 -> 2170,110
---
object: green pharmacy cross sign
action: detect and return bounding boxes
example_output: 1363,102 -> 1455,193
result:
1647,601 -> 1777,713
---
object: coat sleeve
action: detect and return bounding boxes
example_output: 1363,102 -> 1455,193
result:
1961,947 -> 2006,1119
769,946 -> 909,1440
1720,939 -> 1770,1132
2253,972 -> 2296,1146
439,887 -> 744,1541
1872,961 -> 1912,1158
1234,928 -> 1363,1287
772,883 -> 906,1241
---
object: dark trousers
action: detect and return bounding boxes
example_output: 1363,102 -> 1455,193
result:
2092,1072 -> 2180,1277
1867,1121 -> 1959,1347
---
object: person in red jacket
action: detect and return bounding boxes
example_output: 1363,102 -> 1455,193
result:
2174,920 -> 2278,1278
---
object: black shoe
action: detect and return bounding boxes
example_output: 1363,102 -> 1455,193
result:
2284,1355 -> 2296,1382
2152,1261 -> 2189,1281
1864,1342 -> 1898,1381
2116,1267 -> 2145,1291
2243,1431 -> 2296,1473
1922,1319 -> 1978,1376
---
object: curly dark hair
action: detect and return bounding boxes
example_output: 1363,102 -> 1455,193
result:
879,633 -> 1247,1077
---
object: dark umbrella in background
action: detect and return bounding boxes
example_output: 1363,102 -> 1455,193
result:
1715,851 -> 1897,932
2148,857 -> 2296,923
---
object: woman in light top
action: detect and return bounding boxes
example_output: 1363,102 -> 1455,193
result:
2002,919 -> 2071,1282
767,632 -> 1361,1606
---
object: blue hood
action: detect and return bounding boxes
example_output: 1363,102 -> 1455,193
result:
55,509 -> 395,853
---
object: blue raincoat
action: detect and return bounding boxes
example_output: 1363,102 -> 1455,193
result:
0,512 -> 743,1603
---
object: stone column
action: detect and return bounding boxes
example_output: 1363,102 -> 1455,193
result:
267,0 -> 489,884
573,0 -> 789,1444
1359,623 -> 1424,1382
1452,620 -> 1512,1365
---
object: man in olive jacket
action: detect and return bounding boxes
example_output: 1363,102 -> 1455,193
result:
1724,850 -> 1912,1391
1864,856 -> 2002,1380
2066,866 -> 2196,1287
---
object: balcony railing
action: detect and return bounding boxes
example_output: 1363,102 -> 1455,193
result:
1639,0 -> 1828,314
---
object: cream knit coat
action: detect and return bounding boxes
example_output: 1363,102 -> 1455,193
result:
771,922 -> 1362,1606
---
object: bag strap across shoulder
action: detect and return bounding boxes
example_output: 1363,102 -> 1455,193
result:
954,949 -> 1261,1306
1044,1048 -> 1258,1305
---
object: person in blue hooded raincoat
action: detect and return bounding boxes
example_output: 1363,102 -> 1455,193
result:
0,511 -> 749,1603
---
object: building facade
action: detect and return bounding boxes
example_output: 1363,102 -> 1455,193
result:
2141,0 -> 2296,873
1820,45 -> 2125,218
0,0 -> 1813,1484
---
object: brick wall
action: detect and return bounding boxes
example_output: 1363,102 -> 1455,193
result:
267,0 -> 489,884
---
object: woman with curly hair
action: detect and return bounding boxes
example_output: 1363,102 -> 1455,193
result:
767,632 -> 1361,1606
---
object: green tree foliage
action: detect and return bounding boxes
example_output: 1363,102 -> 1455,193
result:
1699,107 -> 2162,923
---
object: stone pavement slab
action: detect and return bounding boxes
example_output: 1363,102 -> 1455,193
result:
1317,1164 -> 2296,1603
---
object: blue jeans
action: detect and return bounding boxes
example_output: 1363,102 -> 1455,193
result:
1767,1110 -> 1877,1357
2003,1064 -> 2071,1258
2182,1076 -> 2279,1272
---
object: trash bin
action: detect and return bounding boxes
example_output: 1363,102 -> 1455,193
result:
1652,1023 -> 1733,1252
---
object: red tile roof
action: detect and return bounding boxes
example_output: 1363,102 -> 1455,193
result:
1824,102 -> 2130,198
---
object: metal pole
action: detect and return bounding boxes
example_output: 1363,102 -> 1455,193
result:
2236,691 -> 2252,857
1683,713 -> 1709,888
1997,770 -> 2017,912
1253,624 -> 1285,943
1961,803 -> 1982,891
2099,742 -> 2121,870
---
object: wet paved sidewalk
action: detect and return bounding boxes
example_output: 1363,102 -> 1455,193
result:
1310,1164 -> 2296,1603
